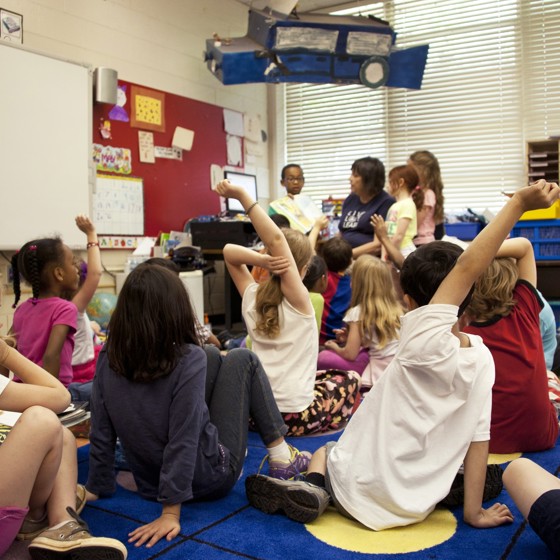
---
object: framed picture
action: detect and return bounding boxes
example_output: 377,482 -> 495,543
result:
130,85 -> 166,133
0,8 -> 23,44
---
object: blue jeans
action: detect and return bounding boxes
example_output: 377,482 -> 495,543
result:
204,346 -> 287,483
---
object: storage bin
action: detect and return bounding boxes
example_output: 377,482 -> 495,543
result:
445,222 -> 483,241
510,219 -> 560,260
519,200 -> 560,221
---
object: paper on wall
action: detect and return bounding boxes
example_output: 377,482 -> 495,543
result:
138,131 -> 155,163
223,109 -> 244,136
226,134 -> 243,166
211,164 -> 223,190
243,113 -> 262,143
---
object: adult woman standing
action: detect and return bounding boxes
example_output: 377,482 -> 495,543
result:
408,150 -> 445,244
338,157 -> 395,258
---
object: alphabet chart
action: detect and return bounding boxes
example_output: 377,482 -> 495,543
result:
93,175 -> 144,235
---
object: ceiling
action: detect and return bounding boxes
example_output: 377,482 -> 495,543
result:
234,0 -> 379,15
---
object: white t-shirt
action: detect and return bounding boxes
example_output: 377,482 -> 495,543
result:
242,283 -> 317,412
344,305 -> 399,387
327,304 -> 493,530
72,311 -> 95,366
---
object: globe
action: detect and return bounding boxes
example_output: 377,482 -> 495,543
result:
86,293 -> 118,330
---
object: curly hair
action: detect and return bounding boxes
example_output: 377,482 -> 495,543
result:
106,263 -> 200,382
466,258 -> 518,322
409,150 -> 445,223
12,238 -> 65,307
351,255 -> 402,348
255,228 -> 312,338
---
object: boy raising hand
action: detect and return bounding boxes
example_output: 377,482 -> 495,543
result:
246,180 -> 560,530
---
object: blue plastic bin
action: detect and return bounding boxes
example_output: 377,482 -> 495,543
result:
445,222 -> 483,241
510,219 -> 560,261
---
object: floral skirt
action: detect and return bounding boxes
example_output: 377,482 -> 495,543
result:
282,369 -> 361,436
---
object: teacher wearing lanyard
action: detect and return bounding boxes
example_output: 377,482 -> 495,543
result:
338,157 -> 395,258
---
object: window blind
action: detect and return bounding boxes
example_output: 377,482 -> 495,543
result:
284,0 -> 560,214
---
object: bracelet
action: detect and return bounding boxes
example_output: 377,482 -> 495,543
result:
87,242 -> 100,249
246,201 -> 259,215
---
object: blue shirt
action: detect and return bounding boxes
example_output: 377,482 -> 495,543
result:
339,191 -> 395,248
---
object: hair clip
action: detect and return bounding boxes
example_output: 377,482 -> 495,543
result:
29,245 -> 37,251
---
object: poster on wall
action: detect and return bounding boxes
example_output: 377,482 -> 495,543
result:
130,85 -> 166,133
93,144 -> 132,175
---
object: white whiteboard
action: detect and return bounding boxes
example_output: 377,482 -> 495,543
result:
93,175 -> 144,235
0,43 -> 92,249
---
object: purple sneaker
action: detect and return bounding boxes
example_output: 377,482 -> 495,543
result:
268,444 -> 312,480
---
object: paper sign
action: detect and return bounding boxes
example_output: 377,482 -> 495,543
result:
154,146 -> 183,160
226,135 -> 243,166
138,131 -> 155,163
172,127 -> 195,151
210,164 -> 223,190
244,113 -> 262,143
224,109 -> 244,136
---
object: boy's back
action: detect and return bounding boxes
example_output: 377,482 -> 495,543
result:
320,270 -> 351,345
465,280 -> 558,453
327,302 -> 494,528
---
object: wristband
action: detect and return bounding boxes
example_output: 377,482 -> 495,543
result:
246,201 -> 259,215
87,242 -> 100,249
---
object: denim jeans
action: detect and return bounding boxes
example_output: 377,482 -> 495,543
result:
204,346 -> 287,482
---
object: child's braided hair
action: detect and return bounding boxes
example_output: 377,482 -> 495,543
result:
12,238 -> 64,308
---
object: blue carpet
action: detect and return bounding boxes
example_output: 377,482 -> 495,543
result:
76,432 -> 560,560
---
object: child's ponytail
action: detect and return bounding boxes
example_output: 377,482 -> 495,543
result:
11,252 -> 21,308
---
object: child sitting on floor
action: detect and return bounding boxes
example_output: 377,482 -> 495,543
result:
318,236 -> 353,345
0,336 -> 126,559
244,179 -> 560,530
463,237 -> 559,454
216,181 -> 360,436
317,254 -> 402,389
85,263 -> 310,548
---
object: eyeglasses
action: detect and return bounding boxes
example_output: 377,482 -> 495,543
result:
285,176 -> 305,183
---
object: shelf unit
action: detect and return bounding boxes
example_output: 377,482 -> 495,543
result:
527,139 -> 560,184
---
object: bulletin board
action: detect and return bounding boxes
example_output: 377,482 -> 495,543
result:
0,42 -> 92,249
93,80 -> 230,237
93,175 -> 144,235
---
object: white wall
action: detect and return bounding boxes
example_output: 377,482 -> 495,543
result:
0,0 -> 272,333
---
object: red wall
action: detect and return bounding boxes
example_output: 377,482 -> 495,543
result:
93,80 -> 227,236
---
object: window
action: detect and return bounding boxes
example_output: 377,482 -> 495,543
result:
284,0 -> 560,214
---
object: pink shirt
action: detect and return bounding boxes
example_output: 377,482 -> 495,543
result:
414,188 -> 436,246
12,297 -> 77,387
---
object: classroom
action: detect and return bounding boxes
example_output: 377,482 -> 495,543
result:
0,1 -> 560,559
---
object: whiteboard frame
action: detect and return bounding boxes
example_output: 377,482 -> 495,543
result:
0,42 -> 93,250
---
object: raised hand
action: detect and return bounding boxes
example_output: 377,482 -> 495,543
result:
75,214 -> 95,235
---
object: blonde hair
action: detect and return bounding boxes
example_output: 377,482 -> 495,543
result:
255,228 -> 312,338
467,257 -> 518,322
350,255 -> 402,348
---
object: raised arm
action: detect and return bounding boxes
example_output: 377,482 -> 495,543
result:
432,180 -> 560,307
72,215 -> 102,313
308,215 -> 329,253
495,237 -> 536,286
215,180 -> 312,314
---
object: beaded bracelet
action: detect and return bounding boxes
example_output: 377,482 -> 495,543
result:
246,201 -> 259,215
87,242 -> 100,249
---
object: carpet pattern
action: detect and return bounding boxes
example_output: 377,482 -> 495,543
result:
7,431 -> 559,559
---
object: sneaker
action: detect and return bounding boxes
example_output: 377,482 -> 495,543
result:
28,507 -> 127,560
245,474 -> 330,524
268,444 -> 312,480
17,484 -> 88,541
